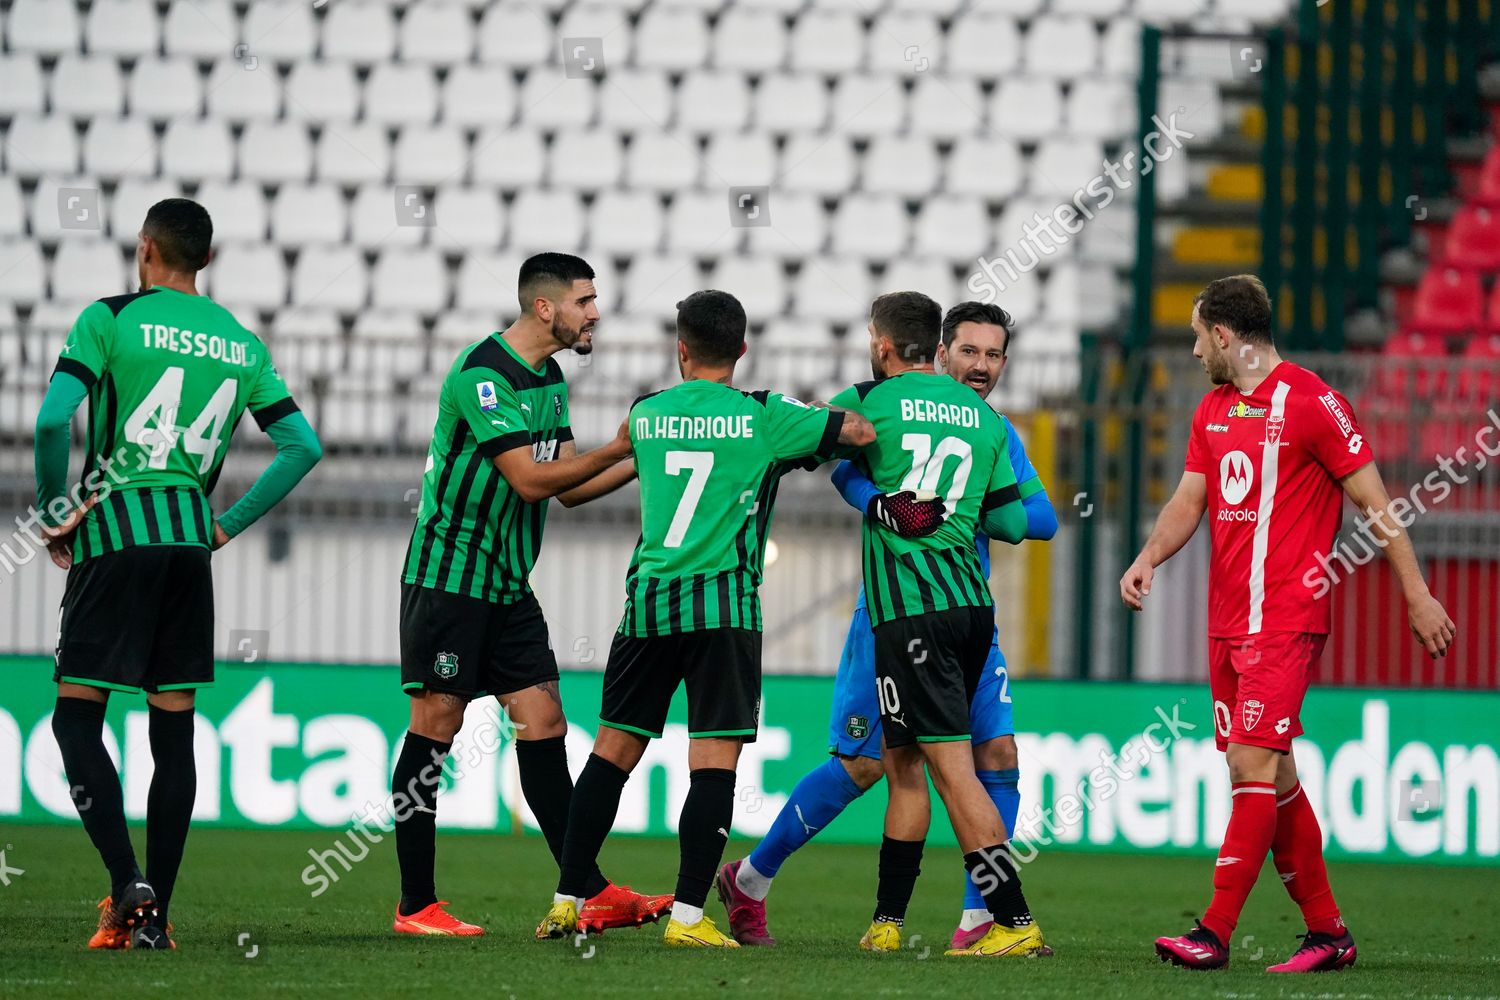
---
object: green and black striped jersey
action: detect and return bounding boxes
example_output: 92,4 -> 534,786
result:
619,381 -> 841,636
828,373 -> 1020,628
402,333 -> 572,604
53,288 -> 297,561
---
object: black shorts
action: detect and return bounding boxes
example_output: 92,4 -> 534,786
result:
399,584 -> 559,699
54,545 -> 215,694
872,606 -> 994,748
600,628 -> 761,741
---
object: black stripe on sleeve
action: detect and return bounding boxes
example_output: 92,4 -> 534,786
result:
816,410 -> 844,455
252,396 -> 300,431
477,430 -> 532,458
53,357 -> 98,389
556,425 -> 574,444
981,483 -> 1022,512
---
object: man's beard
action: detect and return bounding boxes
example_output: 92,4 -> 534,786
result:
1206,353 -> 1234,385
553,318 -> 593,355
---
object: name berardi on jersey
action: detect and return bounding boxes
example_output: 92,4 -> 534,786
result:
633,414 -> 756,440
899,397 -> 983,427
137,323 -> 254,367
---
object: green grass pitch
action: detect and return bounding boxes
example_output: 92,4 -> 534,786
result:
1,823 -> 1496,998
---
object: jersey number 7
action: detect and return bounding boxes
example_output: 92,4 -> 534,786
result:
663,450 -> 714,548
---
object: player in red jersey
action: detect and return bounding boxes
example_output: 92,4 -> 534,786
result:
1120,275 -> 1454,973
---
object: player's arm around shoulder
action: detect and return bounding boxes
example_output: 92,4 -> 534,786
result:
555,438 -> 636,508
479,371 -> 631,504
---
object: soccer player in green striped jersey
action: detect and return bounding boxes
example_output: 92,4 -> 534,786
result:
33,198 -> 323,949
824,292 -> 1049,958
393,253 -> 670,938
537,290 -> 874,948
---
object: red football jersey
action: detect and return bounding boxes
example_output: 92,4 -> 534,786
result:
1184,360 -> 1373,637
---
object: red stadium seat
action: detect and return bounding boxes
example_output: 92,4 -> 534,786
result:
1457,332 -> 1500,406
1407,266 -> 1483,335
1378,329 -> 1451,400
1443,205 -> 1500,271
1475,145 -> 1500,206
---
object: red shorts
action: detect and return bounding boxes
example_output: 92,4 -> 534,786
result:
1208,631 -> 1327,753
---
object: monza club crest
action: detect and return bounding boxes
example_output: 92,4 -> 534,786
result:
1241,699 -> 1265,731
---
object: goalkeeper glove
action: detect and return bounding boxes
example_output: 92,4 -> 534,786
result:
867,491 -> 945,537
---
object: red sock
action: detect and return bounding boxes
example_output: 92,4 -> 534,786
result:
1271,782 -> 1343,935
1201,780 -> 1277,944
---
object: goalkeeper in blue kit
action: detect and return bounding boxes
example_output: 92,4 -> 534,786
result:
717,302 -> 1057,949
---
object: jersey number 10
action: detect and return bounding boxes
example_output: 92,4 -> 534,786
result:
899,433 -> 973,507
123,366 -> 238,475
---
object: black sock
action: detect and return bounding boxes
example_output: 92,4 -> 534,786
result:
51,697 -> 140,897
964,843 -> 1033,929
873,836 -> 925,924
557,754 -> 630,899
145,704 -> 196,928
392,731 -> 450,916
515,736 -> 608,898
675,768 -> 736,910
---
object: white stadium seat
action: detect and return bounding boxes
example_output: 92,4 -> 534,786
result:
0,55 -> 45,116
946,136 -> 1024,201
1043,262 -> 1121,327
454,252 -> 526,313
292,245 -> 369,312
315,123 -> 391,185
829,74 -> 906,138
779,135 -> 856,196
678,72 -> 751,134
969,0 -> 1044,17
831,194 -> 909,262
746,191 -> 827,259
1101,17 -> 1142,77
598,70 -> 673,133
0,177 -> 24,238
371,249 -> 447,313
6,117 -> 80,177
704,133 -> 777,186
1054,0 -> 1128,15
635,8 -> 710,71
164,0 -> 236,60
442,66 -> 518,128
989,77 -> 1064,141
518,69 -> 596,130
0,239 -> 46,304
205,244 -> 287,310
240,121 -> 314,183
1135,0 -> 1209,22
710,256 -> 786,322
791,257 -> 871,323
393,124 -> 466,186
1159,79 -> 1223,140
622,254 -> 702,320
1028,137 -> 1105,199
666,190 -> 737,256
52,242 -> 127,302
109,178 -> 182,243
85,0 -> 160,58
914,196 -> 990,263
861,136 -> 939,198
272,306 -> 342,340
470,128 -> 546,190
790,11 -> 863,74
271,183 -> 347,247
350,183 -> 425,248
129,58 -> 203,121
477,4 -> 553,67
755,74 -> 828,133
908,76 -> 985,139
507,190 -> 586,255
285,63 -> 360,122
1024,16 -> 1100,80
712,8 -> 786,72
29,176 -> 105,241
364,64 -> 439,125
82,119 -> 157,180
321,3 -> 396,64
549,129 -> 625,191
883,257 -> 958,309
624,132 -> 701,192
431,187 -> 504,251
51,56 -> 124,119
6,0 -> 80,56
945,13 -> 1022,79
892,0 -> 966,13
867,14 -> 943,77
1067,78 -> 1136,139
997,198 -> 1077,266
241,1 -> 318,62
590,191 -> 664,255
206,58 -> 283,122
398,4 -> 474,64
196,179 -> 268,244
